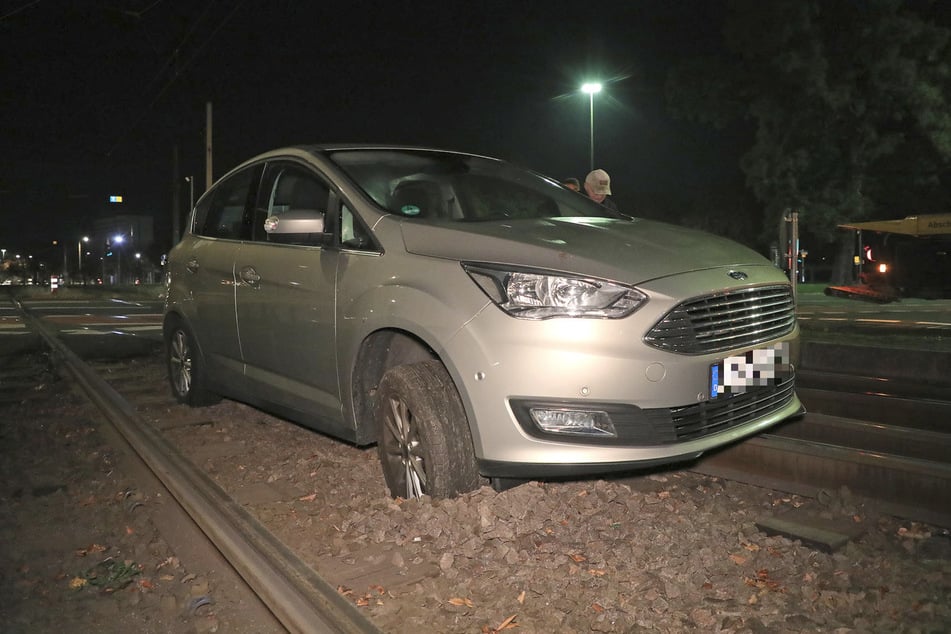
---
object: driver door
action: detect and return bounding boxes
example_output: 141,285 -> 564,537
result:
234,160 -> 342,422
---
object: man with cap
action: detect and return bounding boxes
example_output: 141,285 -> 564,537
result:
584,168 -> 618,211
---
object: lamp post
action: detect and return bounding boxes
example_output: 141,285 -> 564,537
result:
581,82 -> 602,172
113,234 -> 125,285
185,175 -> 195,211
77,236 -> 89,284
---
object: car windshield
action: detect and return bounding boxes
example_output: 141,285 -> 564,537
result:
326,149 -> 627,222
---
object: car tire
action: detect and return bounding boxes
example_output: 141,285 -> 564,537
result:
165,320 -> 220,407
376,360 -> 485,499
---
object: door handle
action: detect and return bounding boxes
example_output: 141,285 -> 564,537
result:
239,266 -> 261,287
185,258 -> 199,274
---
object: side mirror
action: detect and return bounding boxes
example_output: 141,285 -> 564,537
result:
264,209 -> 325,235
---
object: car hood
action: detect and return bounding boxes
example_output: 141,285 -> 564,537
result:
399,216 -> 771,284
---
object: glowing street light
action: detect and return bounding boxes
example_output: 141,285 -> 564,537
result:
581,82 -> 603,172
77,236 -> 89,282
112,234 -> 125,284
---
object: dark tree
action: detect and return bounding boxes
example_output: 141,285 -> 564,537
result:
667,0 -> 951,280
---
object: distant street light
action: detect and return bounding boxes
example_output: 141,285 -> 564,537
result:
77,236 -> 89,283
113,234 -> 125,285
581,82 -> 603,172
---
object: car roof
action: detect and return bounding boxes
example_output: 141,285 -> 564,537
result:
257,144 -> 500,162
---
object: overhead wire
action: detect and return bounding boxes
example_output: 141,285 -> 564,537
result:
105,0 -> 247,158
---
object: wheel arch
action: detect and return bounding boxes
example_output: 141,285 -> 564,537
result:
349,328 -> 439,442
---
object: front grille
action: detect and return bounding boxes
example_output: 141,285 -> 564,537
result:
668,373 -> 796,441
644,285 -> 796,354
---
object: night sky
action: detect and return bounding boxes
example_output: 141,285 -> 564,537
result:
1,0 -> 732,259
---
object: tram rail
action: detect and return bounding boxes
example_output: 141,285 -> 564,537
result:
15,296 -> 381,634
693,348 -> 951,528
8,290 -> 951,632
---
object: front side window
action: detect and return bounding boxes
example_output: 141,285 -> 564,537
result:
256,163 -> 330,246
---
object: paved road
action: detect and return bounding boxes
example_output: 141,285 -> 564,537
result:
797,292 -> 951,335
3,286 -> 948,354
1,289 -> 163,357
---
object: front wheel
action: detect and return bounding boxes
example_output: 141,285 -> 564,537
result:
376,360 -> 485,499
165,320 -> 219,407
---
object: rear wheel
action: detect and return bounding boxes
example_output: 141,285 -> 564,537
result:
165,321 -> 219,406
376,360 -> 485,499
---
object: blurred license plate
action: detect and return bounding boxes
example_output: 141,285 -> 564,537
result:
710,342 -> 790,399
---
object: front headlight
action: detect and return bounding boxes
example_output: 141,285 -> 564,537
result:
463,263 -> 647,319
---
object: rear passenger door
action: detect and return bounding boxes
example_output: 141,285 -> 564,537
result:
183,164 -> 259,378
234,160 -> 342,425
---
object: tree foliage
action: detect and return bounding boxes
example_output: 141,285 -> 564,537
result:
666,0 -> 951,244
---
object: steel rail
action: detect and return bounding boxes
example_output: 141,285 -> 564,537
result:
16,299 -> 381,634
693,427 -> 951,528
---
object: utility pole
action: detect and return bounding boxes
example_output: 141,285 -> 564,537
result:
205,101 -> 213,191
172,144 -> 181,247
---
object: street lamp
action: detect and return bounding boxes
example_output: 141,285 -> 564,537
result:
77,236 -> 89,284
581,82 -> 602,172
113,234 -> 125,285
185,175 -> 195,211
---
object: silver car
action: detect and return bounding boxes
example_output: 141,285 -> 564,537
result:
163,145 -> 802,499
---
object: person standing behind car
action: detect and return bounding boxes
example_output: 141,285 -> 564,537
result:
584,168 -> 618,211
561,177 -> 581,192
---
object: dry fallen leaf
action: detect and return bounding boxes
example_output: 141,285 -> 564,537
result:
516,590 -> 526,604
69,577 -> 88,590
592,603 -> 605,613
75,543 -> 107,558
449,597 -> 474,608
729,553 -> 747,565
898,525 -> 931,540
588,569 -> 606,577
569,553 -> 586,563
299,492 -> 318,502
495,614 -> 518,630
743,542 -> 761,552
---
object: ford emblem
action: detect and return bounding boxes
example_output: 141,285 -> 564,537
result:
728,270 -> 748,280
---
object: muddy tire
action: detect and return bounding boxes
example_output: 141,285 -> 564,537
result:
376,360 -> 485,498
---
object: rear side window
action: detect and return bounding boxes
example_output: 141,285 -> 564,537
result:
196,167 -> 259,239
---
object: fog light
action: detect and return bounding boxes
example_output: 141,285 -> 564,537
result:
529,408 -> 617,437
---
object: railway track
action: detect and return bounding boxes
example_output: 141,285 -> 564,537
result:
693,345 -> 951,528
16,297 -> 381,634
8,292 -> 951,632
